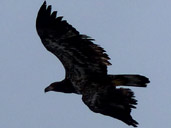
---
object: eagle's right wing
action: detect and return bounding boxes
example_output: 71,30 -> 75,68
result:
82,87 -> 138,127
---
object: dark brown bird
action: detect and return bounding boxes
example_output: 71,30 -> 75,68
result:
36,1 -> 150,127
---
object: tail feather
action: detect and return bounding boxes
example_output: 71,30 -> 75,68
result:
108,74 -> 150,87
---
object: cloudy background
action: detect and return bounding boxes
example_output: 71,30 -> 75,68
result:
0,0 -> 171,127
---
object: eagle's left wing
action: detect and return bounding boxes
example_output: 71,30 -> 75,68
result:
36,2 -> 111,91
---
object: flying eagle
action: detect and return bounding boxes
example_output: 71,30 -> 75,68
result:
36,1 -> 149,127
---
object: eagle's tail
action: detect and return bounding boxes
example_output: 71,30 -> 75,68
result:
108,74 -> 150,87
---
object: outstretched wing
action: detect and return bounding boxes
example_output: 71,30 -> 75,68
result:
82,87 -> 139,127
36,2 -> 111,89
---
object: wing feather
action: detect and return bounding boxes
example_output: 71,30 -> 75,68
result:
36,2 -> 111,91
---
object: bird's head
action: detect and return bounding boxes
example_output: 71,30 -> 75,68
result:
44,81 -> 76,93
44,82 -> 62,93
44,81 -> 66,93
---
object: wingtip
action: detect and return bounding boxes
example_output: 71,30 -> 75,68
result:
43,1 -> 46,5
131,119 -> 139,127
47,5 -> 52,9
126,118 -> 138,127
39,1 -> 47,11
47,5 -> 52,14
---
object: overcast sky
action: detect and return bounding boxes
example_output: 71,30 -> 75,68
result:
0,0 -> 171,128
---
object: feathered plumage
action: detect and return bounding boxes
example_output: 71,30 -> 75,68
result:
36,1 -> 150,127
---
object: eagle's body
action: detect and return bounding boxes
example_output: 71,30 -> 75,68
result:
36,1 -> 150,127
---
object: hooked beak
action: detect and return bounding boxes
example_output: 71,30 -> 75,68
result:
44,87 -> 49,93
44,86 -> 53,93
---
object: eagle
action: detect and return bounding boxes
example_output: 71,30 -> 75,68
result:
36,1 -> 150,127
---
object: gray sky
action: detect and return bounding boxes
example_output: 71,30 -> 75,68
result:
0,0 -> 171,127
